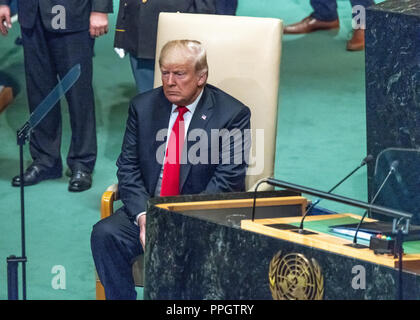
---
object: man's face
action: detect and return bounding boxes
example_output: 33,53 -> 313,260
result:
161,53 -> 207,106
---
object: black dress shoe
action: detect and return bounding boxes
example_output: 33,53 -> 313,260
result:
68,170 -> 92,192
12,165 -> 62,187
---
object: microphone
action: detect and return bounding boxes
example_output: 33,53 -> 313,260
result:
350,160 -> 399,247
295,155 -> 374,235
390,160 -> 399,172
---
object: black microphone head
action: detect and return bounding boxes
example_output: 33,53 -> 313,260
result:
361,154 -> 374,166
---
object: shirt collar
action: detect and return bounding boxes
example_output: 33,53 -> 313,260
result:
170,89 -> 204,115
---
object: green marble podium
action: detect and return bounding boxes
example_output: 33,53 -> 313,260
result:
143,191 -> 420,300
366,0 -> 420,224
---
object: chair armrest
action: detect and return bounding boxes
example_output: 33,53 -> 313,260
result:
247,178 -> 274,192
100,184 -> 119,219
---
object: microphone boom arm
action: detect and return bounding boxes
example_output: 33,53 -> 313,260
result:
266,178 -> 412,220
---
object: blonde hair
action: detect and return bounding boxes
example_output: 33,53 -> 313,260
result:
159,40 -> 208,75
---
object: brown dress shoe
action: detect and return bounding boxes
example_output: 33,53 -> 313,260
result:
284,15 -> 339,34
346,29 -> 365,51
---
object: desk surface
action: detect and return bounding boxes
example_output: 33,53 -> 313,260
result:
242,214 -> 420,274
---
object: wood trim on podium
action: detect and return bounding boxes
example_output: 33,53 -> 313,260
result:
241,214 -> 420,274
156,196 -> 308,215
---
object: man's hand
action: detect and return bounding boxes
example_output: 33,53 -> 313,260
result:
137,214 -> 146,251
89,12 -> 108,38
0,5 -> 11,36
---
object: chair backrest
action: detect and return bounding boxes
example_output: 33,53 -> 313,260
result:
153,13 -> 283,190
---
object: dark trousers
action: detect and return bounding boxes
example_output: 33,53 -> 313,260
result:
215,0 -> 238,15
10,0 -> 18,15
129,55 -> 155,94
91,208 -> 143,300
20,10 -> 97,174
311,0 -> 375,21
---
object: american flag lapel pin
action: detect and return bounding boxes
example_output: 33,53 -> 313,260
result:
201,114 -> 207,120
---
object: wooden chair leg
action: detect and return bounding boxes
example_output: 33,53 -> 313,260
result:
96,280 -> 106,300
96,187 -> 118,300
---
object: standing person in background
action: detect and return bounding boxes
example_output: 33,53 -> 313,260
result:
114,0 -> 216,94
8,0 -> 22,45
0,0 -> 113,191
215,0 -> 237,15
283,0 -> 375,51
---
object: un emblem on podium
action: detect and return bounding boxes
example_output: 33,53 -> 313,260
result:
269,251 -> 324,300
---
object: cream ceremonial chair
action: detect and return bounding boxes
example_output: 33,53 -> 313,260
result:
96,12 -> 283,300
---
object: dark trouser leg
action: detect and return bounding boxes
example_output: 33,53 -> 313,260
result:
91,208 -> 143,300
20,18 -> 63,173
215,0 -> 238,15
129,55 -> 155,94
311,0 -> 375,22
310,0 -> 339,21
46,30 -> 97,173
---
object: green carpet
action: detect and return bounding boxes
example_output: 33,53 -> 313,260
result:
0,0 -> 379,299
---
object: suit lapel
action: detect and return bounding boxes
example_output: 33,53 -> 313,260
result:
150,95 -> 172,193
180,86 -> 214,192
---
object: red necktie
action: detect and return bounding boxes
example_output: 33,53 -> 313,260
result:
160,106 -> 189,196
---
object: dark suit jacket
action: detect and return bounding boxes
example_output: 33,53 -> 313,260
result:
117,84 -> 251,220
0,0 -> 113,32
114,0 -> 216,59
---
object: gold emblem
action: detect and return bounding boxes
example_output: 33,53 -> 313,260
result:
268,251 -> 324,300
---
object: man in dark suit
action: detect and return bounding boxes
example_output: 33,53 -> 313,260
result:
91,40 -> 251,300
114,0 -> 216,93
0,0 -> 113,191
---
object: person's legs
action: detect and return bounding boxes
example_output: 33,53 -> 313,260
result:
48,30 -> 97,176
9,0 -> 17,15
350,0 -> 375,10
284,0 -> 340,34
347,0 -> 375,51
20,14 -> 63,174
349,0 -> 375,28
91,208 -> 143,300
215,0 -> 238,15
310,0 -> 339,21
129,54 -> 155,94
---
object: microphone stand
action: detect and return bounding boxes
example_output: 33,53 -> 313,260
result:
396,224 -> 404,300
7,123 -> 31,300
6,64 -> 81,300
296,156 -> 373,234
251,179 -> 268,221
266,177 -> 411,300
349,166 -> 395,248
265,178 -> 412,220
